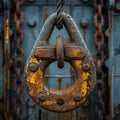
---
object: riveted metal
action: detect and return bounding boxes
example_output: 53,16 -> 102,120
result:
27,18 -> 37,27
80,18 -> 89,28
74,93 -> 82,102
82,63 -> 91,71
38,93 -> 47,101
57,98 -> 64,105
25,11 -> 96,112
28,62 -> 38,72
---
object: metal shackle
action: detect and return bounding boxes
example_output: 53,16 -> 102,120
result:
25,11 -> 96,112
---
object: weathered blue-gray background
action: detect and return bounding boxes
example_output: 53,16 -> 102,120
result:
0,0 -> 120,119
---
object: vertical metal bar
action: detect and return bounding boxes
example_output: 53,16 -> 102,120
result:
3,2 -> 11,119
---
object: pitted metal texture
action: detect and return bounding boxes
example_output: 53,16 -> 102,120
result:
24,12 -> 96,112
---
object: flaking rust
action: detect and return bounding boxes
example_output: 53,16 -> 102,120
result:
25,12 -> 96,112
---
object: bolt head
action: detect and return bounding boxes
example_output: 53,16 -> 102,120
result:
82,63 -> 91,71
27,18 -> 37,27
78,51 -> 85,59
28,62 -> 38,72
80,18 -> 89,28
57,98 -> 64,105
74,93 -> 82,102
39,93 -> 47,101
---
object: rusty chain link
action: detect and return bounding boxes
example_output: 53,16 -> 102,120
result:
56,0 -> 65,29
13,0 -> 24,119
93,0 -> 106,119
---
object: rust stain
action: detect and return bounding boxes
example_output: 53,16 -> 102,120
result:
81,81 -> 88,97
25,56 -> 93,112
72,49 -> 82,56
5,18 -> 10,43
25,11 -> 96,112
82,72 -> 90,81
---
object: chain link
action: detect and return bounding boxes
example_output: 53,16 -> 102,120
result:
13,0 -> 24,119
56,0 -> 65,29
93,0 -> 106,119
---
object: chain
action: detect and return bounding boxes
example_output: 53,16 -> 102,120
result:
93,0 -> 106,120
56,0 -> 65,29
13,0 -> 24,119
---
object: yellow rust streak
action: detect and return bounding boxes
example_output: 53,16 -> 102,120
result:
81,81 -> 88,97
29,88 -> 34,95
72,49 -> 82,56
28,70 -> 43,84
27,57 -> 44,96
75,60 -> 90,81
75,60 -> 82,68
27,57 -> 42,84
82,72 -> 90,81
28,72 -> 37,84
29,57 -> 40,64
42,101 -> 76,106
5,18 -> 10,43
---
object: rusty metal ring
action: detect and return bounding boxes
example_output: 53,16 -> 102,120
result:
94,14 -> 104,27
94,51 -> 104,63
96,60 -> 104,70
94,32 -> 104,46
14,11 -> 24,24
25,12 -> 96,112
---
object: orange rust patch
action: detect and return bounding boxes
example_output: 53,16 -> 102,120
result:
82,72 -> 90,81
5,19 -> 10,42
72,49 -> 82,56
81,81 -> 88,97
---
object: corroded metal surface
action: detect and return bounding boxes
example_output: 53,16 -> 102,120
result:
0,0 -> 119,119
93,1 -> 107,119
13,0 -> 25,119
25,12 -> 96,112
3,7 -> 11,120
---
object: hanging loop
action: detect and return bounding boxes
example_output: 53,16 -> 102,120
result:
25,12 -> 96,112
